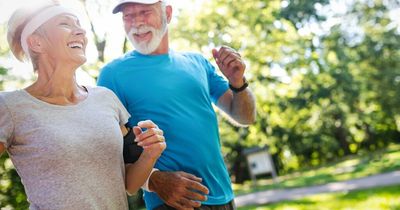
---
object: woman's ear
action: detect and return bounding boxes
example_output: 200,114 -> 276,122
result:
26,35 -> 45,54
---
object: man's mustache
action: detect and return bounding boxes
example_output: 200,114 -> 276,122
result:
129,26 -> 156,35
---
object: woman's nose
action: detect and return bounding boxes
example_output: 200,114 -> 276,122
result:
73,27 -> 86,36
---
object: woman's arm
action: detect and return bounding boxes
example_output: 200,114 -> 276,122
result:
120,125 -> 129,136
125,153 -> 159,195
121,120 -> 166,195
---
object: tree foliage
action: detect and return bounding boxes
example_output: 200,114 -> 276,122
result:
1,0 -> 400,208
172,0 -> 400,181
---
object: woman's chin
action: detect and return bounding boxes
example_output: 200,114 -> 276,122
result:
71,55 -> 87,66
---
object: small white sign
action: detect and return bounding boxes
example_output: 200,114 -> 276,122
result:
247,151 -> 273,176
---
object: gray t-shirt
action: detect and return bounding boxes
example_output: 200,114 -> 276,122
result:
0,86 -> 130,210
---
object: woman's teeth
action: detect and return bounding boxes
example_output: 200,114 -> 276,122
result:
68,42 -> 83,49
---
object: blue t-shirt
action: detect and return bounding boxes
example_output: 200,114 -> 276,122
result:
97,50 -> 233,210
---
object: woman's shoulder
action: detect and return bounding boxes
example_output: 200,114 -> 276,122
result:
87,86 -> 114,94
0,90 -> 23,104
86,86 -> 126,113
0,90 -> 25,116
86,86 -> 118,100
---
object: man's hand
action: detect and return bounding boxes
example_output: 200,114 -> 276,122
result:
212,46 -> 246,88
149,171 -> 209,210
133,120 -> 166,161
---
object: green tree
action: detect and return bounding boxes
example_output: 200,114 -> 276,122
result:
172,0 -> 400,180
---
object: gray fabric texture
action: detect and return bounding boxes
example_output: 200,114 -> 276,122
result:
0,86 -> 130,210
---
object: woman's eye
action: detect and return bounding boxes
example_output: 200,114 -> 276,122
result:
59,22 -> 69,26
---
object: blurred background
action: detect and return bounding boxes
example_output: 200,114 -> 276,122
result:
0,0 -> 400,209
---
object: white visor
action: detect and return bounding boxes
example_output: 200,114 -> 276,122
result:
20,6 -> 76,59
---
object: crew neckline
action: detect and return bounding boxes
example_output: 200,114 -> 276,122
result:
19,86 -> 91,109
132,49 -> 173,58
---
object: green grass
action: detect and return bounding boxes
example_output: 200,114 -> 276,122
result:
233,144 -> 400,196
238,185 -> 400,210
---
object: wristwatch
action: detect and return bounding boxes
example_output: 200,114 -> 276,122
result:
229,77 -> 248,93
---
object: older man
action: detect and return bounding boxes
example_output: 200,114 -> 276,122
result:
98,0 -> 256,209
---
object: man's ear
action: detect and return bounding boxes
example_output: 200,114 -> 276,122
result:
166,5 -> 173,24
26,35 -> 45,54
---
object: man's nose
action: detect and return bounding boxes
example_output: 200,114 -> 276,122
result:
132,19 -> 145,29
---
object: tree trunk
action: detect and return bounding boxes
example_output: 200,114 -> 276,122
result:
80,0 -> 106,62
333,113 -> 351,155
123,37 -> 129,54
335,125 -> 351,155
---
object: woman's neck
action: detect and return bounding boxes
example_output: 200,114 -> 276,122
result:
26,60 -> 87,105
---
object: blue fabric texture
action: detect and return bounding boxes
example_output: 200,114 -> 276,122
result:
98,50 -> 233,210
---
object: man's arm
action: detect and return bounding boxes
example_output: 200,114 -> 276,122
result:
212,46 -> 257,125
217,87 -> 256,125
123,122 -> 208,209
148,171 -> 209,210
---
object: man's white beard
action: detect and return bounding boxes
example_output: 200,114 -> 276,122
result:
127,17 -> 167,55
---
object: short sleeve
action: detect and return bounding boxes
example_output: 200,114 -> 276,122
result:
97,66 -> 130,125
109,91 -> 131,126
0,95 -> 14,148
203,57 -> 229,104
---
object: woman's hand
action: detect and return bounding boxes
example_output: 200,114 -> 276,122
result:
124,120 -> 166,194
133,120 -> 166,161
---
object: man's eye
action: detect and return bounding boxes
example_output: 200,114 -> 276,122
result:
59,22 -> 69,26
141,11 -> 151,16
124,15 -> 132,19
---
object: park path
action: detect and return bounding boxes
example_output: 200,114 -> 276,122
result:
234,170 -> 400,207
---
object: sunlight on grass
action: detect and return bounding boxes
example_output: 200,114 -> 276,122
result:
234,144 -> 400,196
238,185 -> 400,210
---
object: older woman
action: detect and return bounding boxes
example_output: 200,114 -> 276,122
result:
0,2 -> 166,210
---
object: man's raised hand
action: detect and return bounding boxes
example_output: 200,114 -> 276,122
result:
212,46 -> 246,88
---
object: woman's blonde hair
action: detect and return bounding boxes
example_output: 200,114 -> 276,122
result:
7,1 -> 60,68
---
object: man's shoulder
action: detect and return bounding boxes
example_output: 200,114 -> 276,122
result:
102,52 -> 135,71
176,51 -> 207,61
173,51 -> 213,70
